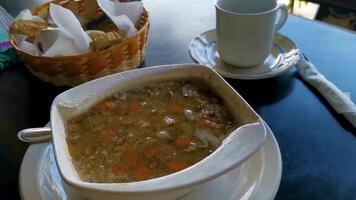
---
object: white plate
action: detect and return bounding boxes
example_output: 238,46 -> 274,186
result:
19,122 -> 282,200
189,29 -> 300,80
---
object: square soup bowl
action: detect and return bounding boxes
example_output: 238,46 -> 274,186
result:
50,64 -> 267,200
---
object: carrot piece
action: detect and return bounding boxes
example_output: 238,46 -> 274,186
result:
199,118 -> 218,129
167,161 -> 189,172
129,100 -> 141,112
95,101 -> 115,110
100,128 -> 116,142
121,150 -> 139,167
202,119 -> 210,126
144,146 -> 159,158
111,164 -> 129,175
133,165 -> 150,180
175,136 -> 191,148
168,103 -> 181,115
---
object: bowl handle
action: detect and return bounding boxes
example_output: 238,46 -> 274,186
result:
17,127 -> 52,143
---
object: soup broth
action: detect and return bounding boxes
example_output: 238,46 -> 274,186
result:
66,80 -> 237,183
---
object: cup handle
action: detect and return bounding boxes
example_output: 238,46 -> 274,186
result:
275,3 -> 288,31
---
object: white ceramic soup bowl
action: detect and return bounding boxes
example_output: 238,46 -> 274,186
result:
50,64 -> 267,200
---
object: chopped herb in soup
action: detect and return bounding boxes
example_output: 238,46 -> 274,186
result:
66,80 -> 237,183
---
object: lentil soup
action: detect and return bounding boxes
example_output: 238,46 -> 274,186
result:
66,80 -> 237,183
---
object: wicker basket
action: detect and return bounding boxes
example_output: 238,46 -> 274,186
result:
9,0 -> 149,86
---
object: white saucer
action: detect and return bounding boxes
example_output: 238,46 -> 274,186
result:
19,122 -> 282,200
189,29 -> 300,80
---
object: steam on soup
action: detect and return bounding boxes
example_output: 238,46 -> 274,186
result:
66,80 -> 237,183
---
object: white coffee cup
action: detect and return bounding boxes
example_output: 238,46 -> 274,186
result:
216,0 -> 288,67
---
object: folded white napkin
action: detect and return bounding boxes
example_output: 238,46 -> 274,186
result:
14,9 -> 45,23
97,0 -> 143,37
12,5 -> 90,56
39,27 -> 83,57
49,3 -> 92,54
12,0 -> 143,56
13,34 -> 41,55
296,56 -> 356,128
12,9 -> 43,55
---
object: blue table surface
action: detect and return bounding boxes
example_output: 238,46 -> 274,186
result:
0,0 -> 355,199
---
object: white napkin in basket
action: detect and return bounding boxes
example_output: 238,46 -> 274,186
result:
39,28 -> 83,57
13,34 -> 41,55
49,3 -> 91,54
12,4 -> 92,56
14,9 -> 45,23
97,0 -> 143,37
12,0 -> 143,56
12,9 -> 43,55
296,56 -> 356,128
